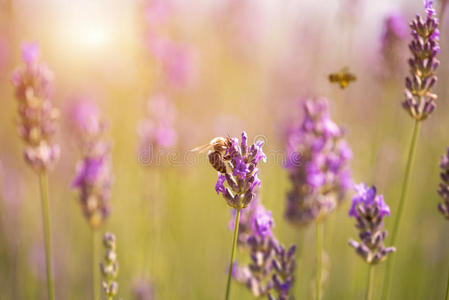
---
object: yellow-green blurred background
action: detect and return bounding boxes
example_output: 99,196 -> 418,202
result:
1,0 -> 449,299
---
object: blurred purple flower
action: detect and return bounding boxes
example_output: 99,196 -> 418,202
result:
251,205 -> 274,238
380,12 -> 408,80
70,98 -> 112,229
284,98 -> 352,227
138,94 -> 177,167
232,196 -> 295,299
66,97 -> 102,137
132,278 -> 155,300
11,41 -> 59,172
144,3 -> 198,90
161,41 -> 197,89
437,148 -> 449,219
144,0 -> 172,28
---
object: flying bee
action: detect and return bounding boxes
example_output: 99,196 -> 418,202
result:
190,137 -> 233,174
328,67 -> 357,89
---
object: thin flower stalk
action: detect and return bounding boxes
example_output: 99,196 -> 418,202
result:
383,2 -> 440,299
194,131 -> 266,299
349,184 -> 395,300
316,221 -> 323,300
446,267 -> 449,300
284,98 -> 352,300
68,98 -> 113,300
367,265 -> 374,300
11,42 -> 59,300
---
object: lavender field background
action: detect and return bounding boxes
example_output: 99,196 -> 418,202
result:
0,0 -> 449,299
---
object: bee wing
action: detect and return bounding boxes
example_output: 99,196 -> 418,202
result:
190,143 -> 213,153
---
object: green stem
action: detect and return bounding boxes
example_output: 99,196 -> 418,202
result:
38,172 -> 55,300
366,265 -> 374,300
445,262 -> 449,300
92,228 -> 99,300
316,221 -> 323,300
225,208 -> 241,300
295,232 -> 305,298
382,119 -> 420,300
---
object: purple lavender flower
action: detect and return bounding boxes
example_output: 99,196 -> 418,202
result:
209,132 -> 266,209
437,148 -> 449,218
348,183 -> 396,264
70,99 -> 112,229
285,98 -> 352,227
11,42 -> 60,172
66,97 -> 102,138
402,0 -> 440,120
252,205 -> 274,238
137,94 -> 177,167
269,243 -> 296,300
233,198 -> 296,299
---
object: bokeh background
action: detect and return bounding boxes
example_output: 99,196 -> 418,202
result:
0,0 -> 449,299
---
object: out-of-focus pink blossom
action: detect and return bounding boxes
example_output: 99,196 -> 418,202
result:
21,41 -> 39,66
138,94 -> 177,166
11,41 -> 59,172
66,97 -> 102,138
67,97 -> 113,229
148,36 -> 197,89
144,0 -> 172,28
379,12 -> 409,81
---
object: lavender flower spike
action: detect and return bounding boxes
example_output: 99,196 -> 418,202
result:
70,100 -> 113,229
11,42 -> 60,172
285,98 -> 352,227
233,197 -> 296,300
100,232 -> 119,299
206,132 -> 266,209
402,0 -> 440,121
349,183 -> 396,264
437,148 -> 449,218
